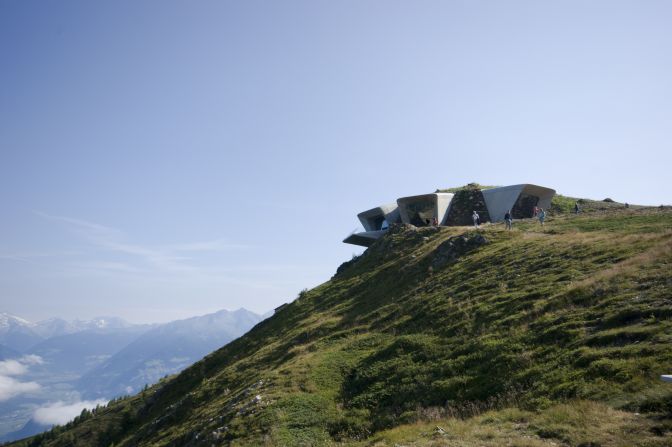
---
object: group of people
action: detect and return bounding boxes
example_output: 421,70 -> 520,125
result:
472,207 -> 547,229
432,201 -> 583,231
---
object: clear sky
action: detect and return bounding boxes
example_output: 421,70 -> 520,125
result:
1,1 -> 670,323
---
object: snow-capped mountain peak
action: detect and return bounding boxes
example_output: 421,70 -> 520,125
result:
0,313 -> 43,352
0,312 -> 32,330
0,313 -> 136,348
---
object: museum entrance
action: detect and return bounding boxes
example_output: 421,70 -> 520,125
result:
404,199 -> 435,226
512,193 -> 540,218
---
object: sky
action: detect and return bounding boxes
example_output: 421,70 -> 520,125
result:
1,0 -> 671,323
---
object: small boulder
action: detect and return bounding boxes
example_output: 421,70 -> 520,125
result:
431,233 -> 489,270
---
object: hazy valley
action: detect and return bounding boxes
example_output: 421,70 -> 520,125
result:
0,309 -> 263,442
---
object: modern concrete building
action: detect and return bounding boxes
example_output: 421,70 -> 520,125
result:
397,193 -> 454,226
357,203 -> 401,231
343,203 -> 401,246
482,184 -> 555,222
344,184 -> 555,247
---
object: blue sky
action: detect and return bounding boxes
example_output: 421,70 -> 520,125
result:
1,1 -> 671,322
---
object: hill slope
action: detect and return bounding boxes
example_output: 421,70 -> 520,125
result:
9,206 -> 672,446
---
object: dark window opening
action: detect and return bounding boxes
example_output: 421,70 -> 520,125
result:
512,194 -> 540,218
404,200 -> 435,226
366,216 -> 386,231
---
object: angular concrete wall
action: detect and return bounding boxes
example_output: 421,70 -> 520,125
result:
482,184 -> 555,222
357,203 -> 401,232
397,193 -> 454,226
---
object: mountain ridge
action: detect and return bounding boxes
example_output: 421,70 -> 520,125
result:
8,203 -> 672,446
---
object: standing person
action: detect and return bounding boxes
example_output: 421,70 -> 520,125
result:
574,202 -> 580,214
504,210 -> 512,230
533,206 -> 539,217
538,208 -> 546,226
432,216 -> 438,226
472,211 -> 480,228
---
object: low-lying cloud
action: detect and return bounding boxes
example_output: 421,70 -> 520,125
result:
0,355 -> 43,401
33,399 -> 108,426
0,375 -> 40,401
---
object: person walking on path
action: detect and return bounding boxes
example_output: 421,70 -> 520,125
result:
472,211 -> 480,228
504,210 -> 512,230
538,208 -> 546,226
574,202 -> 580,214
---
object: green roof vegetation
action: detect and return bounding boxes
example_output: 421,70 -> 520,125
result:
9,204 -> 672,447
435,183 -> 499,193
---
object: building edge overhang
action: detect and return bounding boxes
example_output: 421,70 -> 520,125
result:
396,192 -> 454,204
343,229 -> 388,247
357,203 -> 398,219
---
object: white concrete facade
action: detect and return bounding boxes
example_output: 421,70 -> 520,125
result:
397,193 -> 454,226
482,184 -> 555,222
357,203 -> 401,231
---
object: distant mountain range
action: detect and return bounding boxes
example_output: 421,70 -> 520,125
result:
30,316 -> 135,339
78,308 -> 262,399
0,313 -> 137,353
28,327 -> 152,377
0,309 -> 265,443
0,313 -> 45,352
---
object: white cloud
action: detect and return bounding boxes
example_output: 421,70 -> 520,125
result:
33,399 -> 108,426
19,354 -> 44,365
0,355 -> 44,401
164,239 -> 248,251
0,355 -> 44,375
35,212 -> 248,275
0,251 -> 81,263
0,359 -> 28,376
0,375 -> 40,401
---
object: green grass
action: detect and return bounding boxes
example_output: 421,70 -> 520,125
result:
354,400 -> 670,447
9,206 -> 672,447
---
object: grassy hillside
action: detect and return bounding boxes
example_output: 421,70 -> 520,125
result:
9,205 -> 672,447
